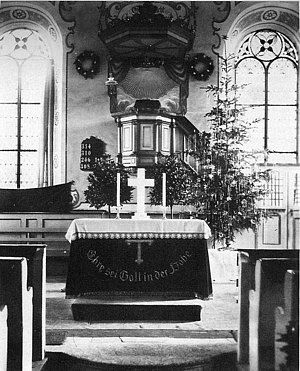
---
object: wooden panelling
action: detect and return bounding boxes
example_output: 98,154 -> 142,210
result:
0,212 -> 103,256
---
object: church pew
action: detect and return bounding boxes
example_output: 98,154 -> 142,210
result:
0,304 -> 8,371
249,258 -> 299,371
275,269 -> 299,371
237,249 -> 299,364
0,257 -> 33,371
0,244 -> 46,362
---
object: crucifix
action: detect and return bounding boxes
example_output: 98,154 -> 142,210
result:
128,168 -> 154,219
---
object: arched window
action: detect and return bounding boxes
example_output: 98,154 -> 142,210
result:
0,3 -> 74,190
235,30 -> 298,164
0,28 -> 54,188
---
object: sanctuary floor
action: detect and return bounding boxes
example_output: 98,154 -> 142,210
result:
44,277 -> 239,370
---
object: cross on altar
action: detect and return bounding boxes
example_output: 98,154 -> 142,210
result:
135,242 -> 143,265
128,168 -> 154,219
126,239 -> 153,265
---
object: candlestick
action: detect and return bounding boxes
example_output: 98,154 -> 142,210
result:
162,173 -> 166,218
116,172 -> 120,218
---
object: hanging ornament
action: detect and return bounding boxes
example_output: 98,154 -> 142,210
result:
74,50 -> 100,79
188,53 -> 214,81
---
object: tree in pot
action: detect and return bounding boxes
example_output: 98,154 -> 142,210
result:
84,155 -> 133,217
149,155 -> 197,218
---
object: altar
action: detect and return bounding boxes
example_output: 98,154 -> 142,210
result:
65,218 -> 212,300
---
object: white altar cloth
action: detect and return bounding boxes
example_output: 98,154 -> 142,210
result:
65,218 -> 211,243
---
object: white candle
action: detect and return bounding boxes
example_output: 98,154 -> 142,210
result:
117,172 -> 121,208
162,173 -> 166,208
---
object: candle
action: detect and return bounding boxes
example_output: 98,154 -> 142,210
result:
162,173 -> 166,208
117,172 -> 121,208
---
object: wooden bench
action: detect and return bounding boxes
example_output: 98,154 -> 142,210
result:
0,244 -> 46,362
275,269 -> 299,371
0,257 -> 33,371
249,258 -> 299,371
237,249 -> 299,365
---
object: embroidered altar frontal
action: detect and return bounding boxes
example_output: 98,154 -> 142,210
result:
65,219 -> 212,299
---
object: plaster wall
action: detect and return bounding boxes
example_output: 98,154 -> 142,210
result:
65,2 -> 115,201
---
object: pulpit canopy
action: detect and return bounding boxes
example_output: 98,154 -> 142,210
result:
98,2 -> 196,60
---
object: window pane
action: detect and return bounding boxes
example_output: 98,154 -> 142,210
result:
268,59 -> 297,104
0,57 -> 18,102
242,106 -> 265,159
20,152 -> 39,188
21,58 -> 48,103
268,106 -> 297,153
0,105 -> 18,150
0,151 -> 17,188
268,153 -> 296,164
236,58 -> 265,105
21,104 -> 42,150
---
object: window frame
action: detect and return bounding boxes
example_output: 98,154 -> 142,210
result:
234,29 -> 299,165
0,3 -> 74,188
0,29 -> 54,188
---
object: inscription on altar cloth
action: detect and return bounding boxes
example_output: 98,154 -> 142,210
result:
86,249 -> 192,283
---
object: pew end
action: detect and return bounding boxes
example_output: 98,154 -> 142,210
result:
0,257 -> 33,371
0,304 -> 8,371
275,269 -> 299,371
249,258 -> 299,371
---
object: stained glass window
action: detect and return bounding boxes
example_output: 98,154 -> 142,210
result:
0,28 -> 51,188
236,30 -> 298,164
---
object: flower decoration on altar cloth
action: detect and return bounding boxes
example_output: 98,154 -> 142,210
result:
74,50 -> 100,79
188,53 -> 214,81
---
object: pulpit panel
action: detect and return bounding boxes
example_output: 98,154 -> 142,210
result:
140,123 -> 154,150
122,124 -> 132,152
162,125 -> 170,152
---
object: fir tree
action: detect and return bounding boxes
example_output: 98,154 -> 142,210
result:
190,55 -> 270,246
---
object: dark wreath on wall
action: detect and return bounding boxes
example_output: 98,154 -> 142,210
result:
74,50 -> 100,79
188,53 -> 214,81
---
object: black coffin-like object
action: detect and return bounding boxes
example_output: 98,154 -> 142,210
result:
0,182 -> 73,212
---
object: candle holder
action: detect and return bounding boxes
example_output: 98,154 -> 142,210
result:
162,173 -> 167,219
116,172 -> 121,219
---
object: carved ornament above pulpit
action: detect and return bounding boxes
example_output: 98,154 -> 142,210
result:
98,1 -> 196,60
99,1 -> 196,116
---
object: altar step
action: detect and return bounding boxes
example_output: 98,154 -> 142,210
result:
45,335 -> 237,371
71,297 -> 202,322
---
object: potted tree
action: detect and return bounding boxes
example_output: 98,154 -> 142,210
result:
84,155 -> 133,217
149,155 -> 197,218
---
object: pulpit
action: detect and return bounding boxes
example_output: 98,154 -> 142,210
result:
65,218 -> 212,321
